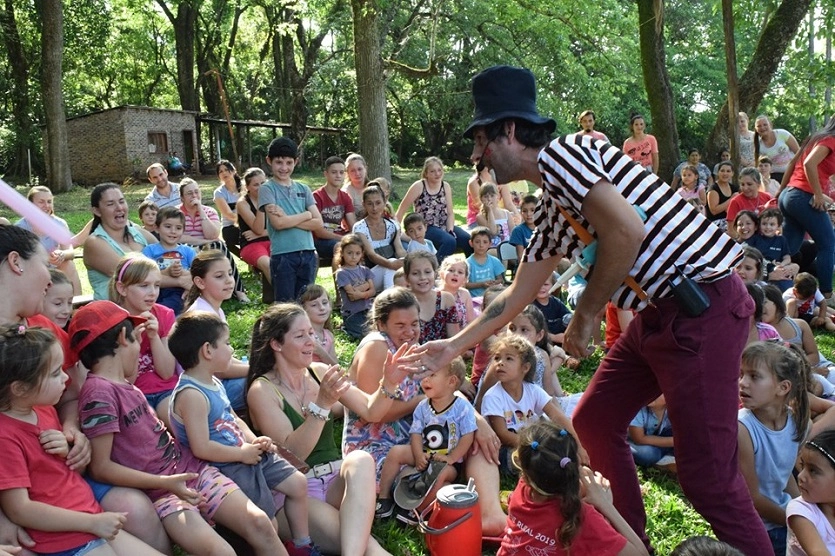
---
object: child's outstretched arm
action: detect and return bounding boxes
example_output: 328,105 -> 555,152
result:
0,489 -> 127,541
88,434 -> 200,505
580,467 -> 649,556
175,389 -> 263,465
788,513 -> 831,556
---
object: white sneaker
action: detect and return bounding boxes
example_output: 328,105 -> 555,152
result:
655,455 -> 676,467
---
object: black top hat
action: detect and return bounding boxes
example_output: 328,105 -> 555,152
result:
464,66 -> 556,139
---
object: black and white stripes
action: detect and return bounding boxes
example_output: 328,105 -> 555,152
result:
525,134 -> 742,310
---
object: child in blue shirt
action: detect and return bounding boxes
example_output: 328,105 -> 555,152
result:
746,208 -> 797,291
259,137 -> 324,302
141,206 -> 197,314
168,311 -> 321,555
466,226 -> 506,297
628,395 -> 674,469
508,194 -> 538,260
375,357 -> 476,518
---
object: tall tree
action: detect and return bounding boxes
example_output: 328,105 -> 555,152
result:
156,0 -> 200,112
0,0 -> 36,176
636,0 -> 679,181
705,0 -> 812,160
350,0 -> 391,180
40,0 -> 72,191
264,0 -> 346,145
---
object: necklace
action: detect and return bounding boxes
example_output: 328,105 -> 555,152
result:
276,373 -> 308,417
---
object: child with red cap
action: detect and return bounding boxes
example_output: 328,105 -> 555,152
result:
71,300 -> 290,556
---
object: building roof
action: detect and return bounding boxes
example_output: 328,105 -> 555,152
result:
65,105 -> 200,122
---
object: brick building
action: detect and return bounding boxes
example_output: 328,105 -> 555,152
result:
55,106 -> 199,185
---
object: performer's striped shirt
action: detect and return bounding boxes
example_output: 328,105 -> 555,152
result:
525,134 -> 742,311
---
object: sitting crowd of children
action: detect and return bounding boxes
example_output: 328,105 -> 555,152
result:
9,139 -> 835,556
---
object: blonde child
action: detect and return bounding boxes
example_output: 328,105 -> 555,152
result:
676,164 -> 707,205
787,429 -> 835,555
480,335 -> 584,463
334,233 -> 375,341
299,284 -> 338,366
17,185 -> 88,294
405,251 -> 460,343
738,342 -> 811,555
72,302 -> 284,556
42,268 -> 74,329
184,250 -> 248,410
439,254 -> 476,327
499,422 -> 648,556
0,325 -> 161,556
375,357 -> 476,519
476,182 -> 514,250
168,312 -> 319,555
108,254 -> 179,427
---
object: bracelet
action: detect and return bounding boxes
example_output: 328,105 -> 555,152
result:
379,381 -> 402,400
306,401 -> 330,421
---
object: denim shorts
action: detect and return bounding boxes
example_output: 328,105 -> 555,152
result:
42,537 -> 107,556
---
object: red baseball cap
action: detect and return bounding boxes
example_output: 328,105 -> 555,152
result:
68,300 -> 146,357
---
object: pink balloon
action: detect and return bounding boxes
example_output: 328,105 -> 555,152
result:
0,179 -> 73,245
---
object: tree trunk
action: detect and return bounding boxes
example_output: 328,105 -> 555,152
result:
705,0 -> 812,161
722,0 -> 740,176
0,0 -> 36,177
636,0 -> 678,182
41,0 -> 72,192
350,0 -> 391,182
157,0 -> 200,112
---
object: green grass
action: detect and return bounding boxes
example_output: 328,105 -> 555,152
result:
5,170 -> 834,555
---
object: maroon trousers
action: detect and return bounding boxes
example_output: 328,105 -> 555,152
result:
573,273 -> 771,555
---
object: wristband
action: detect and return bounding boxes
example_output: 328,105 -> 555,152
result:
307,401 -> 330,421
379,381 -> 402,400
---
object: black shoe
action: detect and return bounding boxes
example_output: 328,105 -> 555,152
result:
395,505 -> 419,526
375,498 -> 395,519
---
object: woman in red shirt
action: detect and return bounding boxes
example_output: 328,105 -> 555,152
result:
778,119 -> 835,298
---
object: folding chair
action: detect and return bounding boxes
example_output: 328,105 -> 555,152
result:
496,241 -> 518,280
